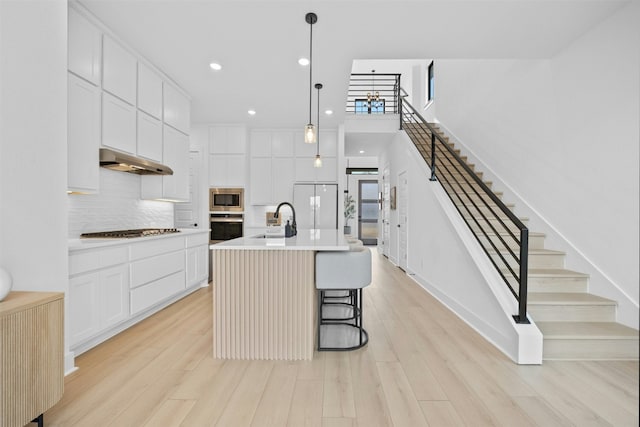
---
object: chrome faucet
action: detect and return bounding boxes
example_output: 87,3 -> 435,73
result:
274,202 -> 297,237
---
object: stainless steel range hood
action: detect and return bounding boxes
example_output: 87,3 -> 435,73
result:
99,148 -> 173,175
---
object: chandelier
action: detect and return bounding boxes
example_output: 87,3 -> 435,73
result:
366,69 -> 383,109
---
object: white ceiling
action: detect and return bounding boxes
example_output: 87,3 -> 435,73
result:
80,0 -> 625,132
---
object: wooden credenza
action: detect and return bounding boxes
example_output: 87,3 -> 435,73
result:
0,292 -> 64,427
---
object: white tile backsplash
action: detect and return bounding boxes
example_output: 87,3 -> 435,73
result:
68,168 -> 174,238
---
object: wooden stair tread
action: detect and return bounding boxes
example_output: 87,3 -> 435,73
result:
528,292 -> 616,305
536,321 -> 639,339
525,268 -> 588,278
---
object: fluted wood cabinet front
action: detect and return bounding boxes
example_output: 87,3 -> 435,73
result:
213,250 -> 316,360
0,292 -> 64,427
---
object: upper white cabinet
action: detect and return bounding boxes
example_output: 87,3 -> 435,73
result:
68,8 -> 101,85
137,63 -> 163,119
137,111 -> 162,162
210,126 -> 247,154
248,130 -> 295,205
102,92 -> 136,154
102,35 -> 137,105
68,72 -> 100,193
141,125 -> 189,201
163,83 -> 190,135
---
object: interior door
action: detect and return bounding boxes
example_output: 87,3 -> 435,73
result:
174,150 -> 201,228
382,166 -> 390,257
358,180 -> 379,245
398,171 -> 408,271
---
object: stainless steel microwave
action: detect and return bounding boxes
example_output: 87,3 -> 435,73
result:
209,188 -> 244,212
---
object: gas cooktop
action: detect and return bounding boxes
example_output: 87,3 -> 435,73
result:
80,228 -> 180,239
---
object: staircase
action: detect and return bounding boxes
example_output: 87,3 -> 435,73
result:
403,122 -> 639,360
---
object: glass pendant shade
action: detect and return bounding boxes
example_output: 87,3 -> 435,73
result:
314,154 -> 323,168
304,123 -> 316,144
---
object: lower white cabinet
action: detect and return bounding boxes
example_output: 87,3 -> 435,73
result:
186,233 -> 209,287
68,264 -> 129,347
68,231 -> 208,354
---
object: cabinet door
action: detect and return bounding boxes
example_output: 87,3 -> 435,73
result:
162,125 -> 189,201
68,273 -> 101,347
103,92 -> 136,154
186,246 -> 207,287
209,154 -> 227,187
210,126 -> 246,154
225,155 -> 246,186
137,62 -> 162,119
68,73 -> 100,193
102,35 -> 136,105
100,264 -> 130,328
319,130 -> 338,157
295,157 -> 317,182
68,8 -> 101,85
272,157 -> 295,203
250,131 -> 271,157
249,157 -> 272,205
163,83 -> 190,135
272,131 -> 295,157
137,111 -> 162,162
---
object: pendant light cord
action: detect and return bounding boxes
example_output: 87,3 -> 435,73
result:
309,21 -> 313,124
316,84 -> 320,155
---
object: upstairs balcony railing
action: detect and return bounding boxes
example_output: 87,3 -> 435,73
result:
346,73 -> 401,115
398,88 -> 530,324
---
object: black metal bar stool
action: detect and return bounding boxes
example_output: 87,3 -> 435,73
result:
315,247 -> 371,351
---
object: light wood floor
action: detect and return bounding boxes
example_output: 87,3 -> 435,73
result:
45,251 -> 639,427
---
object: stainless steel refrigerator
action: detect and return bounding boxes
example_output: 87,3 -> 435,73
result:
293,184 -> 338,229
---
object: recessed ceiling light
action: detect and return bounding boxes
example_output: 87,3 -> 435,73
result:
359,150 -> 365,154
209,62 -> 222,71
248,109 -> 256,116
324,109 -> 333,115
298,57 -> 310,66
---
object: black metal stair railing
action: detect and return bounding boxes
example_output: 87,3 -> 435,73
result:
346,73 -> 401,114
399,89 -> 530,324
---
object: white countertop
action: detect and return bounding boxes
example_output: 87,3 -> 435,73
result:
210,229 -> 349,251
69,228 -> 209,251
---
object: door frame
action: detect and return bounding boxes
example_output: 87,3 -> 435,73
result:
398,171 -> 408,271
357,179 -> 379,245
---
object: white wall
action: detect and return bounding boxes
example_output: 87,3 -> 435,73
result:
432,2 -> 639,327
0,0 -> 70,366
380,131 -> 541,363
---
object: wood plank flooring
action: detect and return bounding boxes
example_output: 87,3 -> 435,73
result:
45,251 -> 639,426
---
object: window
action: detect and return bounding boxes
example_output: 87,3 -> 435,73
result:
355,98 -> 385,115
427,61 -> 434,101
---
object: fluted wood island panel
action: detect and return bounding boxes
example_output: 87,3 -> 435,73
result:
213,250 -> 316,360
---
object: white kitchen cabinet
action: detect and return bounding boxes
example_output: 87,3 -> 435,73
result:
102,35 -> 136,105
68,261 -> 129,348
209,154 -> 246,187
137,62 -> 163,119
186,233 -> 209,287
102,92 -> 136,154
141,125 -> 189,201
209,126 -> 247,154
68,7 -> 101,85
295,130 -> 337,157
249,157 -> 272,205
272,131 -> 295,157
164,83 -> 190,135
137,111 -> 162,162
250,131 -> 271,157
272,157 -> 295,202
68,73 -> 100,193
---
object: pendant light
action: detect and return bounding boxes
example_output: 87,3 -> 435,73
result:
304,12 -> 318,144
314,83 -> 323,168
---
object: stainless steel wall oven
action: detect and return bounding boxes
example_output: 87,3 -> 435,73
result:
210,213 -> 243,244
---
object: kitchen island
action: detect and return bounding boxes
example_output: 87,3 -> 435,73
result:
210,229 -> 349,360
